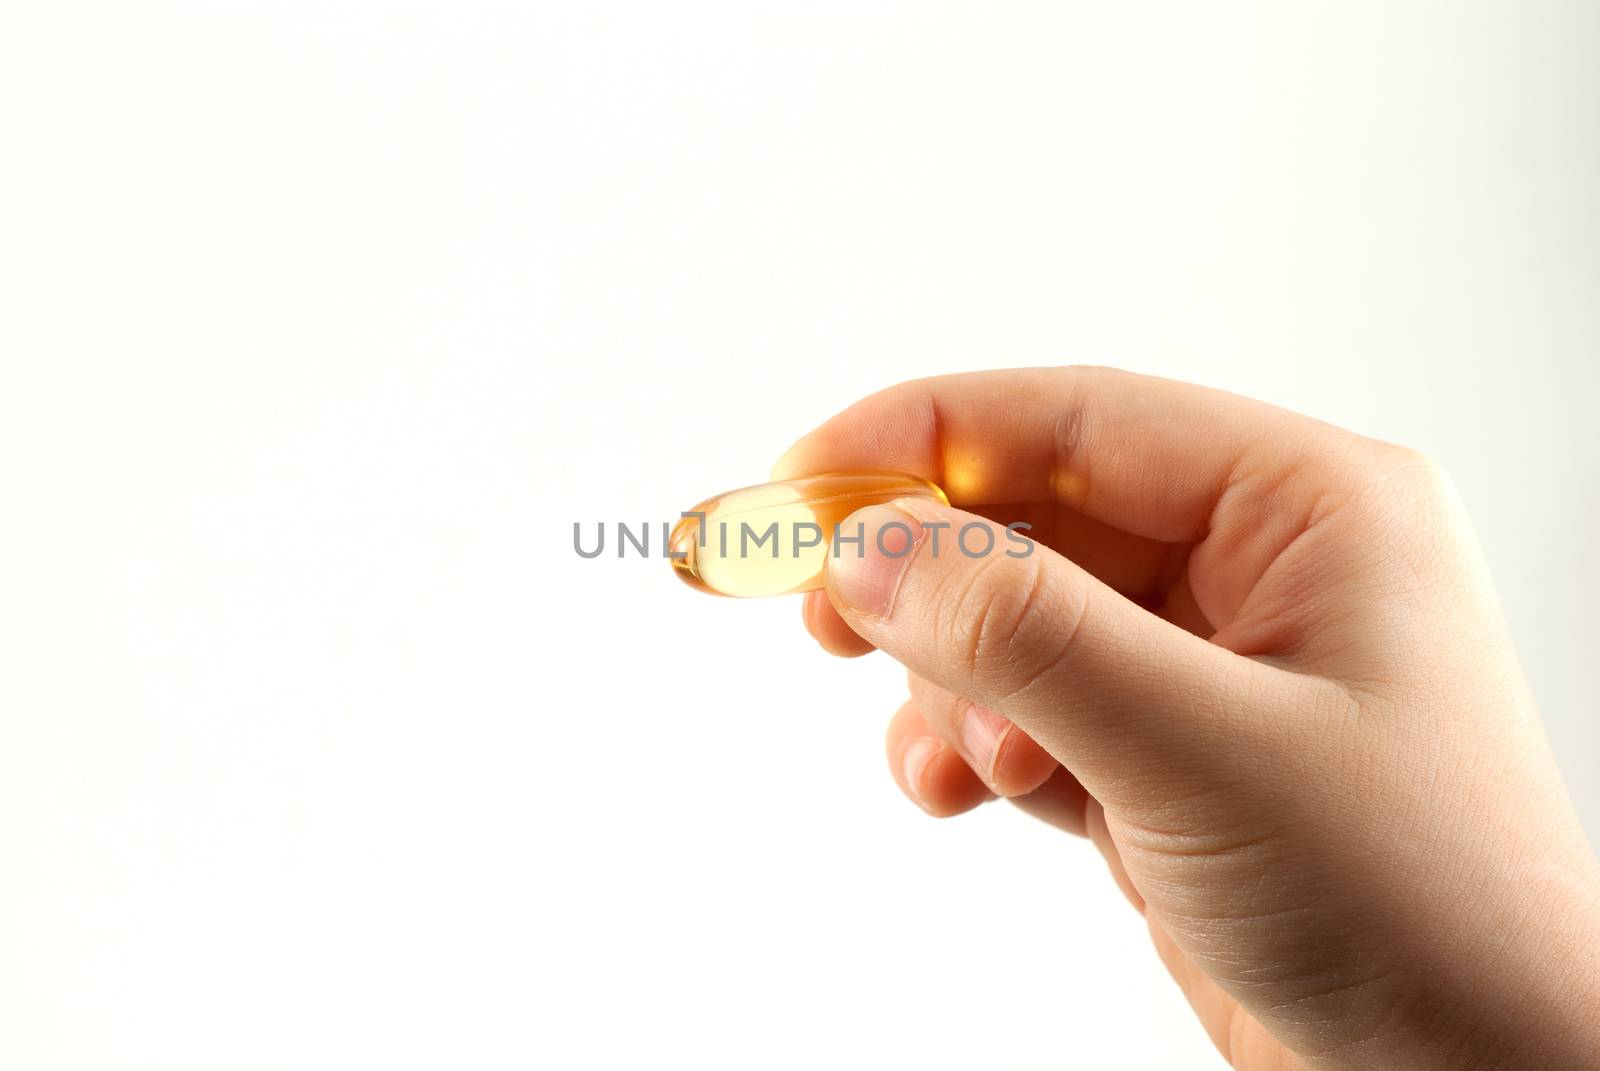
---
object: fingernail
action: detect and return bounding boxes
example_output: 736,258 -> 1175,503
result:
902,737 -> 940,810
958,703 -> 1012,785
826,503 -> 923,617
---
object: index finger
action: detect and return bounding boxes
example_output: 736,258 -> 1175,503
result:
771,365 -> 1352,545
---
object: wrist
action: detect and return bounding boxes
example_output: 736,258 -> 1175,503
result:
1404,871 -> 1600,1071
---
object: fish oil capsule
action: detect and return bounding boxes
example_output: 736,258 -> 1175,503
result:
670,471 -> 948,597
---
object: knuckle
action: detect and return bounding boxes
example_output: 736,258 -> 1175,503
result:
1356,444 -> 1461,527
941,550 -> 1082,701
1361,441 -> 1448,489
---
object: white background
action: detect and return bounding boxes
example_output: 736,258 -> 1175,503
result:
3,2 -> 1596,1068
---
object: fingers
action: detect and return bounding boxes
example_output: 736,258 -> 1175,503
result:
889,688 -> 1094,832
905,674 -> 1059,798
772,366 -> 1352,546
826,496 -> 1297,819
801,590 -> 875,657
774,366 -> 1391,638
884,700 -> 993,817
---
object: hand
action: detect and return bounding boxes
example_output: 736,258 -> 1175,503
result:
774,367 -> 1600,1070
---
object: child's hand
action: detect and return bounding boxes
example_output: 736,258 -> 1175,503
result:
777,367 -> 1600,1070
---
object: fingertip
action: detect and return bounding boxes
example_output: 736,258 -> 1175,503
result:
904,740 -> 994,818
886,702 -> 992,818
769,436 -> 815,482
802,589 -> 875,657
989,725 -> 1060,798
822,502 -> 922,618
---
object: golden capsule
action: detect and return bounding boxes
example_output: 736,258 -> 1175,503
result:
670,471 -> 948,597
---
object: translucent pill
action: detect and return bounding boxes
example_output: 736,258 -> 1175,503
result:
670,471 -> 948,597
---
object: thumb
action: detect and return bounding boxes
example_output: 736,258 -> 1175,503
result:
823,497 -> 1285,814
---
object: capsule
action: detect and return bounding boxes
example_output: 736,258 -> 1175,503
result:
670,471 -> 948,597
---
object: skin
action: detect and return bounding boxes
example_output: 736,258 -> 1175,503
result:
771,367 -> 1600,1070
